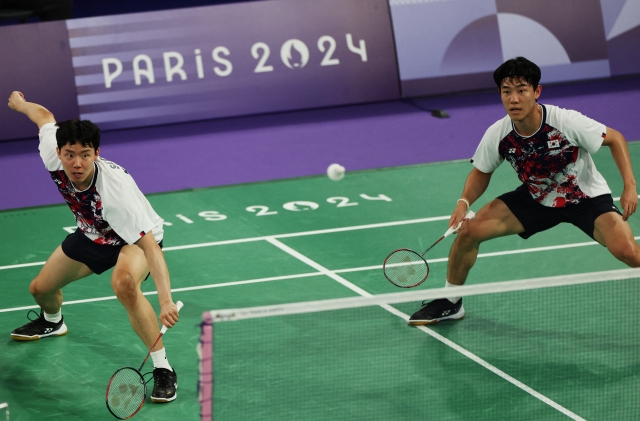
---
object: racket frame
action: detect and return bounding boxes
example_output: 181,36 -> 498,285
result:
382,248 -> 430,288
106,367 -> 147,420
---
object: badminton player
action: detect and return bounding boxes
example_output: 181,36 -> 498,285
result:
409,57 -> 640,325
7,91 -> 180,403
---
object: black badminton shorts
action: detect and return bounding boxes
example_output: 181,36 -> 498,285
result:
61,229 -> 163,275
498,184 -> 622,241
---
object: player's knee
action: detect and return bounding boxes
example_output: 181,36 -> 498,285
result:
456,223 -> 483,248
29,276 -> 52,298
609,242 -> 640,267
112,273 -> 138,304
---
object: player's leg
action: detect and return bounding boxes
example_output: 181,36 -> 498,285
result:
593,212 -> 640,267
11,245 -> 93,340
111,244 -> 178,403
111,244 -> 162,349
408,199 -> 525,325
447,198 -> 525,285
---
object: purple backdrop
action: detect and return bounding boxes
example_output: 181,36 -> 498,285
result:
0,21 -> 78,140
1,76 -> 638,211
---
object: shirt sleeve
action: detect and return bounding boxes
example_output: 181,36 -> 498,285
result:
104,189 -> 154,244
100,177 -> 156,245
559,109 -> 606,154
38,123 -> 63,171
470,120 -> 505,173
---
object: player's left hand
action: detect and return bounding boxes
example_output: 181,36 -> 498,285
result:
619,186 -> 638,221
160,301 -> 180,328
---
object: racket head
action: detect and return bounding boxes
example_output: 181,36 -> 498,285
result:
383,248 -> 430,288
106,367 -> 147,420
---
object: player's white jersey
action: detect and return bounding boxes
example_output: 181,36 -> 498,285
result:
39,123 -> 164,245
471,104 -> 610,207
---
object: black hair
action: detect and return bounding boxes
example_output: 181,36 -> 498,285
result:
55,120 -> 101,151
493,57 -> 541,90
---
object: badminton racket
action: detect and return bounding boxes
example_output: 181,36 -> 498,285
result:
383,211 -> 475,288
106,301 -> 183,419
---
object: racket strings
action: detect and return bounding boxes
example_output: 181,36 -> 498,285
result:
107,368 -> 146,419
383,249 -> 429,287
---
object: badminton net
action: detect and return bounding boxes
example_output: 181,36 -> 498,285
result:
198,268 -> 640,421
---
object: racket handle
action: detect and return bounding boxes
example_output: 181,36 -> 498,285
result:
160,300 -> 184,335
443,210 -> 476,237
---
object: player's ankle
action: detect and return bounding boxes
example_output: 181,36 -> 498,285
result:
151,348 -> 173,371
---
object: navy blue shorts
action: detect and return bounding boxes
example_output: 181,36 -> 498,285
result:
498,185 -> 622,240
61,229 -> 163,275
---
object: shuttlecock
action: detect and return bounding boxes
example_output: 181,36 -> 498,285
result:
327,163 -> 345,181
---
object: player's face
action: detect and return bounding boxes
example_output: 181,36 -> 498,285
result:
500,78 -> 541,121
57,142 -> 100,188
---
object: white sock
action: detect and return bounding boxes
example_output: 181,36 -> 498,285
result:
43,310 -> 62,323
445,280 -> 461,304
151,348 -> 173,371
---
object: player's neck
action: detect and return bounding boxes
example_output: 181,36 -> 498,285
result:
513,104 -> 542,137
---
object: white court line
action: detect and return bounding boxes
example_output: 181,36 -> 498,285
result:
0,233 -> 632,314
336,239 -> 602,272
612,195 -> 640,201
413,324 -> 586,420
0,216 -> 449,271
2,212 -> 638,271
0,271 -> 324,314
1,194 -> 636,271
265,237 -> 586,421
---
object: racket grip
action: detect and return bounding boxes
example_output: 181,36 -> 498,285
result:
443,210 -> 476,237
160,300 -> 184,335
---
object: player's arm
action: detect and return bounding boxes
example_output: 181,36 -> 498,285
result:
451,167 -> 493,229
135,232 -> 179,328
7,91 -> 56,128
602,127 -> 637,221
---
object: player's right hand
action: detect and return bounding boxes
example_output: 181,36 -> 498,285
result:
160,301 -> 180,328
449,201 -> 469,233
7,91 -> 25,111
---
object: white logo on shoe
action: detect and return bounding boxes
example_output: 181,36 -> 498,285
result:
442,310 -> 450,316
44,328 -> 53,333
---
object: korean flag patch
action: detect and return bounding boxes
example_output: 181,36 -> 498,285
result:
547,140 -> 560,148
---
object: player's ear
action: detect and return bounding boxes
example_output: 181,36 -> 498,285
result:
534,84 -> 542,99
95,147 -> 100,158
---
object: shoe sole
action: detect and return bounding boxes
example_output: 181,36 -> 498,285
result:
408,309 -> 465,326
151,393 -> 178,403
11,324 -> 68,341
